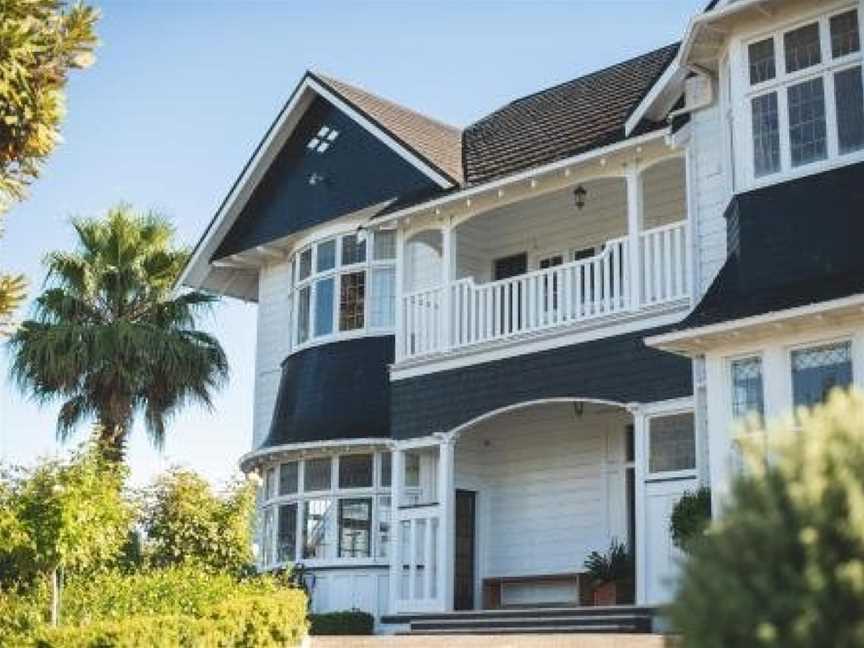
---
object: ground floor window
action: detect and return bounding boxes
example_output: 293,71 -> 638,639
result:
648,412 -> 696,474
303,498 -> 334,560
792,341 -> 852,408
338,498 -> 372,558
731,356 -> 765,421
277,503 -> 297,562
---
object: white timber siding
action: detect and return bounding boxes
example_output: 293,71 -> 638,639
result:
252,261 -> 293,448
642,157 -> 687,230
307,568 -> 390,620
454,403 -> 630,581
689,101 -> 732,296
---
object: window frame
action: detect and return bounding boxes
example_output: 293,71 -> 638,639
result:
290,229 -> 397,350
728,353 -> 766,422
787,337 -> 854,410
741,5 -> 864,187
645,409 -> 698,479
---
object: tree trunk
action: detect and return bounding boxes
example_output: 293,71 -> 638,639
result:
50,566 -> 63,626
94,423 -> 128,463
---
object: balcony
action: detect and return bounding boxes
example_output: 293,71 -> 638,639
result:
394,157 -> 692,362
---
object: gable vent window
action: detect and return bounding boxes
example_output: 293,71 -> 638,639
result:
306,126 -> 340,154
291,230 -> 397,348
744,8 -> 864,182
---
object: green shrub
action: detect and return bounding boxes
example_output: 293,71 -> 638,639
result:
60,564 -> 284,623
309,610 -> 375,635
0,587 -> 48,645
669,390 -> 864,647
30,590 -> 308,647
670,486 -> 712,552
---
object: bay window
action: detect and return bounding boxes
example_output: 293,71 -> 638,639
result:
338,498 -> 372,558
291,229 -> 397,347
745,8 -> 864,182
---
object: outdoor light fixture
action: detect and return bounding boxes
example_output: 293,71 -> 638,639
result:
573,185 -> 587,210
573,402 -> 584,418
356,226 -> 367,243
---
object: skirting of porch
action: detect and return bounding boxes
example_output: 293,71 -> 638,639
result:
380,605 -> 659,635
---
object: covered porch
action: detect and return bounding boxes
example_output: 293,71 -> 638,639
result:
388,397 -> 699,616
395,155 -> 691,362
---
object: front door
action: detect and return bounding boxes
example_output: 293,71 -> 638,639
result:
454,490 -> 477,610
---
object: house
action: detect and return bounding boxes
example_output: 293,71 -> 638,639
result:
179,0 -> 864,633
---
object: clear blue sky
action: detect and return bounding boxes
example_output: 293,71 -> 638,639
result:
0,0 -> 706,487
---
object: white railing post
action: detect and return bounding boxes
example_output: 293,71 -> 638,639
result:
388,446 -> 404,614
626,167 -> 643,312
395,228 -> 407,362
436,435 -> 456,612
440,226 -> 453,351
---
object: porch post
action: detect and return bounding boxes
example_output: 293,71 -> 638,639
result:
388,446 -> 405,614
440,225 -> 453,351
630,404 -> 649,605
625,167 -> 643,312
436,434 -> 456,611
394,227 -> 406,362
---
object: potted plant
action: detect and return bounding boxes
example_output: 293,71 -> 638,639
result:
583,539 -> 634,606
670,486 -> 712,553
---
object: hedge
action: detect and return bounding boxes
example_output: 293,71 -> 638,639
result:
309,610 -> 375,635
29,590 -> 308,647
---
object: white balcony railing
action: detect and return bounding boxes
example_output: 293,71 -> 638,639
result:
400,220 -> 689,361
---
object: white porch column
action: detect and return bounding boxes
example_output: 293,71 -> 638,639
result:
394,227 -> 407,362
388,446 -> 405,614
440,225 -> 453,351
630,404 -> 649,606
436,434 -> 456,611
625,167 -> 644,312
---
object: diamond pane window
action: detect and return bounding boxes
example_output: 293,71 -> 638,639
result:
792,342 -> 853,408
649,413 -> 696,474
831,10 -> 861,58
749,38 -> 777,85
834,66 -> 864,154
279,462 -> 299,496
304,457 -> 332,492
788,78 -> 827,167
341,234 -> 367,265
752,92 -> 782,176
337,498 -> 372,558
785,23 -> 822,73
731,357 -> 764,420
338,454 -> 373,489
340,271 -> 366,331
277,503 -> 297,563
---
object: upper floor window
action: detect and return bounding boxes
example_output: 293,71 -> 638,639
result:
746,9 -> 864,181
293,229 -> 396,347
648,412 -> 696,475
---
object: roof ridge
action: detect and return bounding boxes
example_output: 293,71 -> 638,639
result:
310,70 -> 462,134
468,41 -> 680,129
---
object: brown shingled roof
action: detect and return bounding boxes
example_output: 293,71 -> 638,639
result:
311,72 -> 464,185
462,43 -> 680,186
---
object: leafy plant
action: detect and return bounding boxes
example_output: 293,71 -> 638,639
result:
670,486 -> 712,552
309,610 -> 375,635
583,539 -> 633,585
669,389 -> 864,647
8,205 -> 228,463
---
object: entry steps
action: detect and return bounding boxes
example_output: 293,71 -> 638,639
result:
383,605 -> 658,635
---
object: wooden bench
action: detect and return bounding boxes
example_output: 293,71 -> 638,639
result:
482,572 -> 593,609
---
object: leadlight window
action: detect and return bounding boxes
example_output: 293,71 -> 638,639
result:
279,462 -> 298,496
261,506 -> 275,566
277,503 -> 297,563
265,467 -> 277,500
377,495 -> 392,558
731,357 -> 764,420
291,231 -> 396,346
303,498 -> 334,559
648,413 -> 696,474
792,341 -> 853,408
380,453 -> 392,487
338,498 -> 372,558
745,9 -> 864,182
338,454 -> 373,489
304,457 -> 332,492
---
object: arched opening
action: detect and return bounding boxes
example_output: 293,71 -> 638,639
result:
404,229 -> 443,293
450,399 -> 637,610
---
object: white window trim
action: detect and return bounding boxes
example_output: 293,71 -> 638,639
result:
645,406 -> 699,480
726,352 -> 766,423
784,335 -> 855,411
738,3 -> 864,190
291,229 -> 396,351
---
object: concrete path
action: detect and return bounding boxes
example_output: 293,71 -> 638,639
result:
310,635 -> 671,648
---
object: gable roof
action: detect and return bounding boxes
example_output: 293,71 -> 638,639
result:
461,43 -> 680,186
311,72 -> 463,185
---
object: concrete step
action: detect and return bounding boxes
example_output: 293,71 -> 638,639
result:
309,634 -> 669,648
409,616 -> 650,633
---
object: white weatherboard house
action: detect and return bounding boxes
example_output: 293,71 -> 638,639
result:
180,0 -> 864,634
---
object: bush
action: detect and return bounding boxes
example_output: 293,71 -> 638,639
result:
0,587 -> 48,645
670,486 -> 712,551
30,590 -> 308,647
669,390 -> 864,648
59,564 -> 283,623
309,610 -> 375,635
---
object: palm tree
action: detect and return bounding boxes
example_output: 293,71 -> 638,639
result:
8,204 -> 228,462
